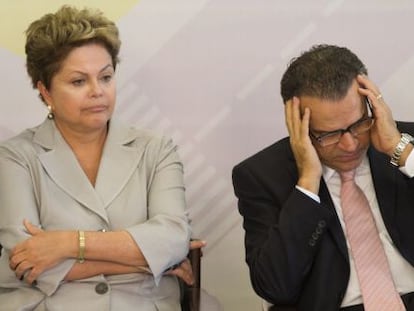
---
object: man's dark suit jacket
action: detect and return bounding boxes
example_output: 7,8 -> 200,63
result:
232,122 -> 414,311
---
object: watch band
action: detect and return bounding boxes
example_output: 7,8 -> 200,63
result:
390,133 -> 414,167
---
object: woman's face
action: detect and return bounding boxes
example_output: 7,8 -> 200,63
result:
39,43 -> 116,135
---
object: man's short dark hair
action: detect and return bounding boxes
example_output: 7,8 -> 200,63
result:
280,44 -> 368,103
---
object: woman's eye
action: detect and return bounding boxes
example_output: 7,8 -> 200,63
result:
72,79 -> 85,86
101,75 -> 113,82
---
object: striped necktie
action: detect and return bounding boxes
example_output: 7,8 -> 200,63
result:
340,169 -> 405,311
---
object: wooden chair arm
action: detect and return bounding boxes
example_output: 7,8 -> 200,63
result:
181,247 -> 201,311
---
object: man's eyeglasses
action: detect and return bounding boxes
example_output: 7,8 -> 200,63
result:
309,99 -> 374,147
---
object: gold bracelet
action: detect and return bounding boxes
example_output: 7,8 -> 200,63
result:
78,230 -> 85,263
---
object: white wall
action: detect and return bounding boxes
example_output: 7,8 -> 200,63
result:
1,1 -> 414,310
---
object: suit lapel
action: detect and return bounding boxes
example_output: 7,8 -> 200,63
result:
94,120 -> 146,208
319,180 -> 349,260
33,120 -> 147,221
368,147 -> 398,237
34,120 -> 109,222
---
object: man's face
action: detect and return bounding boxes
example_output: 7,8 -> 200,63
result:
300,80 -> 371,173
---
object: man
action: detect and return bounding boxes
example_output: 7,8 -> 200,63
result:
232,44 -> 414,310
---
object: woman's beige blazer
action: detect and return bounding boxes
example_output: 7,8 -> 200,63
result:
0,119 -> 191,311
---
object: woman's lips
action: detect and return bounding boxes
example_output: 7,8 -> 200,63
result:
84,105 -> 108,112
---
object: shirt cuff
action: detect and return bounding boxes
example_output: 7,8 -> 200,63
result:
399,146 -> 414,177
295,185 -> 320,203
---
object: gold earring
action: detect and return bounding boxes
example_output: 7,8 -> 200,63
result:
47,105 -> 54,119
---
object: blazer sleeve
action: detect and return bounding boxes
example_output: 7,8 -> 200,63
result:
125,136 -> 191,284
232,161 -> 335,304
0,144 -> 74,296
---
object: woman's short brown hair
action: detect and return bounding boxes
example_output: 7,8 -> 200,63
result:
25,5 -> 121,92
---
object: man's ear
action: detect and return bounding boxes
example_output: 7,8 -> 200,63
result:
37,81 -> 52,105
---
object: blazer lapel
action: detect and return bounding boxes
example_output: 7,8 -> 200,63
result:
368,147 -> 398,236
34,120 -> 109,222
94,120 -> 146,208
319,179 -> 349,261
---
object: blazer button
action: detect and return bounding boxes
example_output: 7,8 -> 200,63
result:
95,282 -> 109,295
318,220 -> 326,228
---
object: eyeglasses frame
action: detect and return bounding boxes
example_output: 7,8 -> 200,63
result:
309,98 -> 374,147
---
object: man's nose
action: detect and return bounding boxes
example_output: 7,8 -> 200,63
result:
337,131 -> 358,151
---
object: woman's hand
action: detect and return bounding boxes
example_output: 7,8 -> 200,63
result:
9,220 -> 74,284
166,258 -> 194,285
165,239 -> 206,286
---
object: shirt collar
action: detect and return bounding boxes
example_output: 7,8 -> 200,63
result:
322,154 -> 370,183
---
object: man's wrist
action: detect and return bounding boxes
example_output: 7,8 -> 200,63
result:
297,175 -> 321,194
296,185 -> 320,203
390,133 -> 414,167
398,142 -> 414,168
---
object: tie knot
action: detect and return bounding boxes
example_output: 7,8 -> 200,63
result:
339,169 -> 356,183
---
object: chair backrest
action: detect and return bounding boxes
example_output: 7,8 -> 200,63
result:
181,247 -> 201,311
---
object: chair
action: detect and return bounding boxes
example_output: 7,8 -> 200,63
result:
180,247 -> 201,311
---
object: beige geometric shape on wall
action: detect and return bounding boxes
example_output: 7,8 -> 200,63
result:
0,0 -> 139,56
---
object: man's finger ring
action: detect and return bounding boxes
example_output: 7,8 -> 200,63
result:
376,93 -> 383,100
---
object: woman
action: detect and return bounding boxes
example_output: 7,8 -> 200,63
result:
0,6 -> 192,310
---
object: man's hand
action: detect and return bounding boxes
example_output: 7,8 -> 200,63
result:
285,97 -> 322,194
357,75 -> 401,157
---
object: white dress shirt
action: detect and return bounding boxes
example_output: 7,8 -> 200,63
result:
297,149 -> 414,307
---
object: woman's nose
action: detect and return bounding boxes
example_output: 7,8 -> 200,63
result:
89,80 -> 103,97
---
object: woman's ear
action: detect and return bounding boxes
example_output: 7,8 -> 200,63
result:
37,81 -> 52,105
